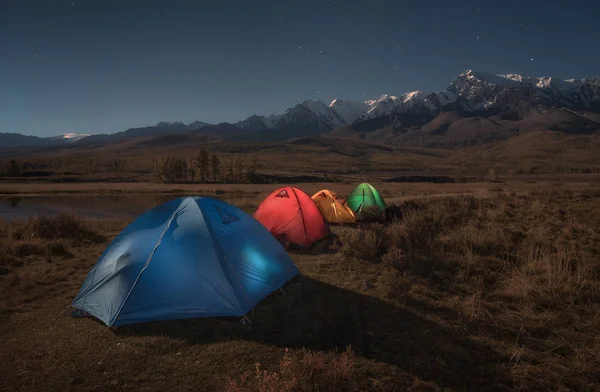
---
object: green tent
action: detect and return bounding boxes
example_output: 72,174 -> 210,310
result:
346,183 -> 387,213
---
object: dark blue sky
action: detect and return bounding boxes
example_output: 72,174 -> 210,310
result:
1,0 -> 599,137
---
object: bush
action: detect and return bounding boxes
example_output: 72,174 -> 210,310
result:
9,213 -> 103,244
356,206 -> 385,223
341,227 -> 387,263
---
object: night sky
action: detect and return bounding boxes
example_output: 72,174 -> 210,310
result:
1,0 -> 599,137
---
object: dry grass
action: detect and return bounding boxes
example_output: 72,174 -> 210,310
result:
1,189 -> 600,391
226,346 -> 356,392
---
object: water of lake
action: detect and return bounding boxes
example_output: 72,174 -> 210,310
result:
0,194 -> 260,220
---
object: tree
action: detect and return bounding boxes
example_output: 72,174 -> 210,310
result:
196,149 -> 210,181
152,157 -> 167,182
8,160 -> 21,177
249,152 -> 258,177
211,154 -> 220,182
188,160 -> 197,182
234,156 -> 244,182
227,156 -> 235,182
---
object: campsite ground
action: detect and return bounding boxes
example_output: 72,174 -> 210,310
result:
1,178 -> 600,391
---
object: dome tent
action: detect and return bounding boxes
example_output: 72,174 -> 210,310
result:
254,186 -> 330,248
72,197 -> 299,327
311,189 -> 356,224
346,183 -> 387,213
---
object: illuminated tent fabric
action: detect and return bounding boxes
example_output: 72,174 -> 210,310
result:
311,189 -> 356,224
346,183 -> 387,213
72,196 -> 299,327
254,186 -> 330,248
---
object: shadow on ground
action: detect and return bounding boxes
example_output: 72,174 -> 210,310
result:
118,275 -> 512,391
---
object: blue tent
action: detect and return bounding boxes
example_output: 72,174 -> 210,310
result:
72,196 -> 299,327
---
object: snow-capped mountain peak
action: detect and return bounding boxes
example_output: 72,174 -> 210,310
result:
62,133 -> 90,141
216,69 -> 600,135
329,99 -> 370,124
359,91 -> 433,121
401,91 -> 424,102
448,69 -> 599,111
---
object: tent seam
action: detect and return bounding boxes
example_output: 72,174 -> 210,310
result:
108,199 -> 182,326
290,186 -> 311,246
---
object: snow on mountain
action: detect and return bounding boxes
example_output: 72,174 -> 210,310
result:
361,94 -> 400,120
62,133 -> 90,142
359,91 -> 437,121
232,70 -> 599,132
8,69 -> 594,150
300,99 -> 345,128
226,70 -> 598,134
448,69 -> 600,112
270,99 -> 346,131
328,99 -> 370,124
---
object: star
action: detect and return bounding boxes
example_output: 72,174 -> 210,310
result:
476,35 -> 480,40
530,57 -> 534,61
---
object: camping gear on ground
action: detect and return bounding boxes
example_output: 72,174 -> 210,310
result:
346,182 -> 387,213
311,189 -> 356,224
254,186 -> 330,248
72,196 -> 299,327
384,204 -> 403,223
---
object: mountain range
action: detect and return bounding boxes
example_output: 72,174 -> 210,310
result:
2,69 -> 600,150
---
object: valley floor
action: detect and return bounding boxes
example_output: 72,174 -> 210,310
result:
1,183 -> 600,391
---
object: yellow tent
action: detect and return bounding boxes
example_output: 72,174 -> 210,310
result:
311,189 -> 356,224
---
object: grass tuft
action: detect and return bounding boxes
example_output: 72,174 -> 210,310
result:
226,346 -> 356,392
3,213 -> 104,244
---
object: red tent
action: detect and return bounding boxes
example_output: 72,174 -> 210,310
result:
254,186 -> 330,248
